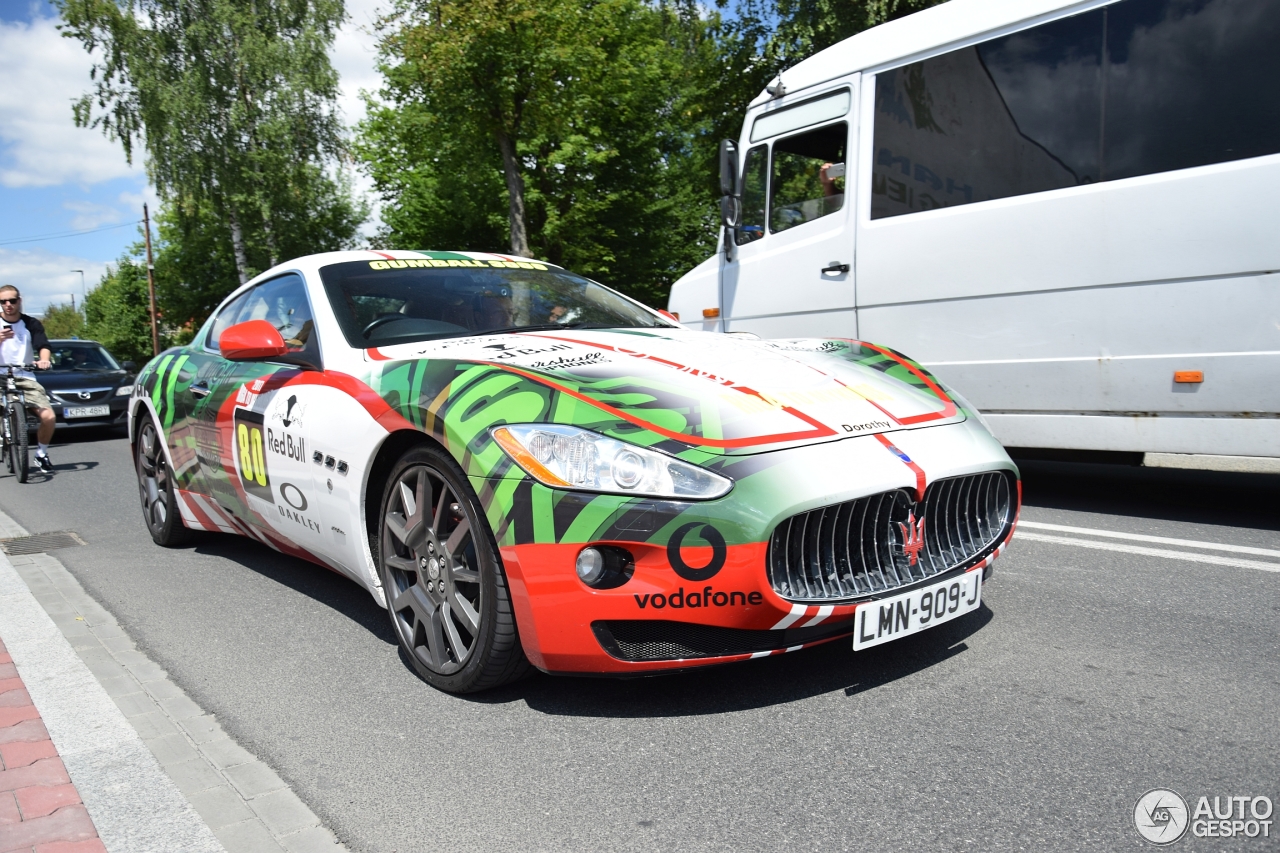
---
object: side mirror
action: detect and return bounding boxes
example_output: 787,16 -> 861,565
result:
718,139 -> 739,196
719,195 -> 741,228
121,361 -> 137,371
220,319 -> 287,361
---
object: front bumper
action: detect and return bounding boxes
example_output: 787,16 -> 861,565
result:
485,417 -> 1020,674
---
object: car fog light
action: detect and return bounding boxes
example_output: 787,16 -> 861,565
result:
576,547 -> 605,585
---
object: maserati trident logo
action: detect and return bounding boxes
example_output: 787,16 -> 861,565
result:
898,511 -> 925,566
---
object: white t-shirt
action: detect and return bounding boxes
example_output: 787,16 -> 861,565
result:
0,318 -> 35,379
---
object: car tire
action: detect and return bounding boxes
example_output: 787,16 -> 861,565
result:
135,416 -> 191,547
378,443 -> 530,693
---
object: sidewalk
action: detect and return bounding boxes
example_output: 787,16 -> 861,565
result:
0,507 -> 345,853
1,635 -> 105,853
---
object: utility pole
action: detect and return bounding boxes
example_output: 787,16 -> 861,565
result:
70,270 -> 85,302
142,204 -> 160,357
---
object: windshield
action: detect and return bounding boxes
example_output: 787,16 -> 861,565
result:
319,258 -> 671,349
49,344 -> 119,371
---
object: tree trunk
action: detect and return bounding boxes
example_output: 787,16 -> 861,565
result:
228,208 -> 250,284
494,130 -> 530,257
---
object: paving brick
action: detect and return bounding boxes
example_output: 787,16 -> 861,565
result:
0,688 -> 32,708
0,706 -> 39,729
0,678 -> 21,694
189,785 -> 255,830
143,732 -> 199,766
199,737 -> 255,770
34,839 -> 109,853
0,664 -> 15,680
0,790 -> 18,824
127,710 -> 179,742
249,788 -> 317,836
0,803 -> 97,849
0,758 -> 71,793
223,761 -> 285,800
280,825 -> 344,853
157,695 -> 203,720
139,678 -> 184,701
108,691 -> 157,719
1,739 -> 58,770
124,661 -> 166,684
163,757 -> 223,796
180,715 -> 224,744
215,818 -> 288,853
0,719 -> 48,745
15,783 -> 82,820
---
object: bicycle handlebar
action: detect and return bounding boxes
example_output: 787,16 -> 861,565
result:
0,364 -> 42,371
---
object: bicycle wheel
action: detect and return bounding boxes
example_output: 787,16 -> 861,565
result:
2,405 -> 12,475
10,406 -> 28,483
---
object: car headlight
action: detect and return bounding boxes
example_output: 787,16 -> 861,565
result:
491,424 -> 732,500
115,386 -> 132,396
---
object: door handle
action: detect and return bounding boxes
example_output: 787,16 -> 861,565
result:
821,263 -> 850,274
189,382 -> 211,398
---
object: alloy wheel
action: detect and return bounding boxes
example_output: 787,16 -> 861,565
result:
136,421 -> 170,529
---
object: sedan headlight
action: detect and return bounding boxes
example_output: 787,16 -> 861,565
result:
492,424 -> 732,500
115,386 -> 132,396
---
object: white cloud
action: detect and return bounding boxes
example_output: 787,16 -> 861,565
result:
63,200 -> 123,231
0,13 -> 141,188
0,247 -> 111,312
332,0 -> 386,129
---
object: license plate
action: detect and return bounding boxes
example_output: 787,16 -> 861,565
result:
853,570 -> 982,651
63,405 -> 110,418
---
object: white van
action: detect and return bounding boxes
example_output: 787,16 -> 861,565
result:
668,0 -> 1280,460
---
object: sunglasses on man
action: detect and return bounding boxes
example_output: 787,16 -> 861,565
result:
0,297 -> 20,305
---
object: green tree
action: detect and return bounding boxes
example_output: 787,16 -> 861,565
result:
83,253 -> 162,364
58,0 -> 366,285
41,303 -> 85,339
361,0 -> 722,305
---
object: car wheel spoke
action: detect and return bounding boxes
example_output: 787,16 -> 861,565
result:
449,563 -> 480,584
441,602 -> 471,661
448,589 -> 480,635
385,554 -> 417,573
443,516 -> 470,559
426,606 -> 451,669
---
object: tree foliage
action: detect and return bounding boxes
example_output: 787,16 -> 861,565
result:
83,252 -> 163,364
41,303 -> 86,339
58,0 -> 366,286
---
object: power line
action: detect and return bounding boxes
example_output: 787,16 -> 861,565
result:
0,220 -> 142,248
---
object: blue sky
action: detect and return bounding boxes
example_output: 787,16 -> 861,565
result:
0,0 -> 383,316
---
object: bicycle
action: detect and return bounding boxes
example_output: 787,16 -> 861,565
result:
0,363 -> 39,484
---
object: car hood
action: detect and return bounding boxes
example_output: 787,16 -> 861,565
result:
38,368 -> 132,391
368,328 -> 964,455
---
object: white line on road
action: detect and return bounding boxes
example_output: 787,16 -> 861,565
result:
1014,532 -> 1280,573
1018,521 -> 1280,559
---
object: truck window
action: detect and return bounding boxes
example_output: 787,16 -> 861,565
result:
770,123 -> 846,234
736,145 -> 768,245
871,0 -> 1280,219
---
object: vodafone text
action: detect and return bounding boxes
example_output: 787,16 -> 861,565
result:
634,586 -> 763,609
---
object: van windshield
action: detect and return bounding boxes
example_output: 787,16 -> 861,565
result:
319,258 -> 671,349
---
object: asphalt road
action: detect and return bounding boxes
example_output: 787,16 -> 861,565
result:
2,429 -> 1277,852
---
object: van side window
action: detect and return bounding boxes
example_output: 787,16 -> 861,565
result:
770,123 -> 846,234
735,145 -> 768,245
871,0 -> 1280,219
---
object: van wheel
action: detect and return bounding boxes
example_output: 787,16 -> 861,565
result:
378,444 -> 530,693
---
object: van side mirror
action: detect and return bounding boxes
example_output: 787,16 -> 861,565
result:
718,139 -> 739,196
719,195 -> 741,228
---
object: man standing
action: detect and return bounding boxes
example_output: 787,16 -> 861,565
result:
0,285 -> 56,472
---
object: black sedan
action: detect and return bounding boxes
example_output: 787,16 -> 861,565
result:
36,340 -> 137,430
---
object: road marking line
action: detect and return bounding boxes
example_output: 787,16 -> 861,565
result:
1018,521 -> 1280,559
1015,532 -> 1280,573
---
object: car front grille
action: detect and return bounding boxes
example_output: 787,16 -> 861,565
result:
767,471 -> 1014,603
51,388 -> 113,405
592,619 -> 852,662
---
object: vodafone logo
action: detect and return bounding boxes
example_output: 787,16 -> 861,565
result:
666,523 -> 727,582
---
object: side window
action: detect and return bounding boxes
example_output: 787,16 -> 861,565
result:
233,274 -> 317,355
770,123 -> 846,233
735,145 -> 768,245
206,290 -> 251,350
871,0 -> 1280,219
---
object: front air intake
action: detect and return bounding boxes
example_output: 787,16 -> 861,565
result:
767,471 -> 1014,603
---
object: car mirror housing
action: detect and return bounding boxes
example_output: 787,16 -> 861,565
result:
121,360 -> 137,371
219,320 -> 288,361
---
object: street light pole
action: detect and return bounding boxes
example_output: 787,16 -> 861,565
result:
70,270 -> 84,312
142,204 -> 160,357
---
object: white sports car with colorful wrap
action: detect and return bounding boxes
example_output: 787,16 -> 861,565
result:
130,250 -> 1020,693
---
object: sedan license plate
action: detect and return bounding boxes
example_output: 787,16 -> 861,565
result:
853,570 -> 982,651
63,405 -> 110,419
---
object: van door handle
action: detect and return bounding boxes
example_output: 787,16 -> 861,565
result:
189,382 -> 211,398
821,263 -> 850,274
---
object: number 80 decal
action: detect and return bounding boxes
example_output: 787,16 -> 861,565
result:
232,408 -> 273,502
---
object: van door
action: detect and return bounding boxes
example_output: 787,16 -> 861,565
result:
722,80 -> 859,339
